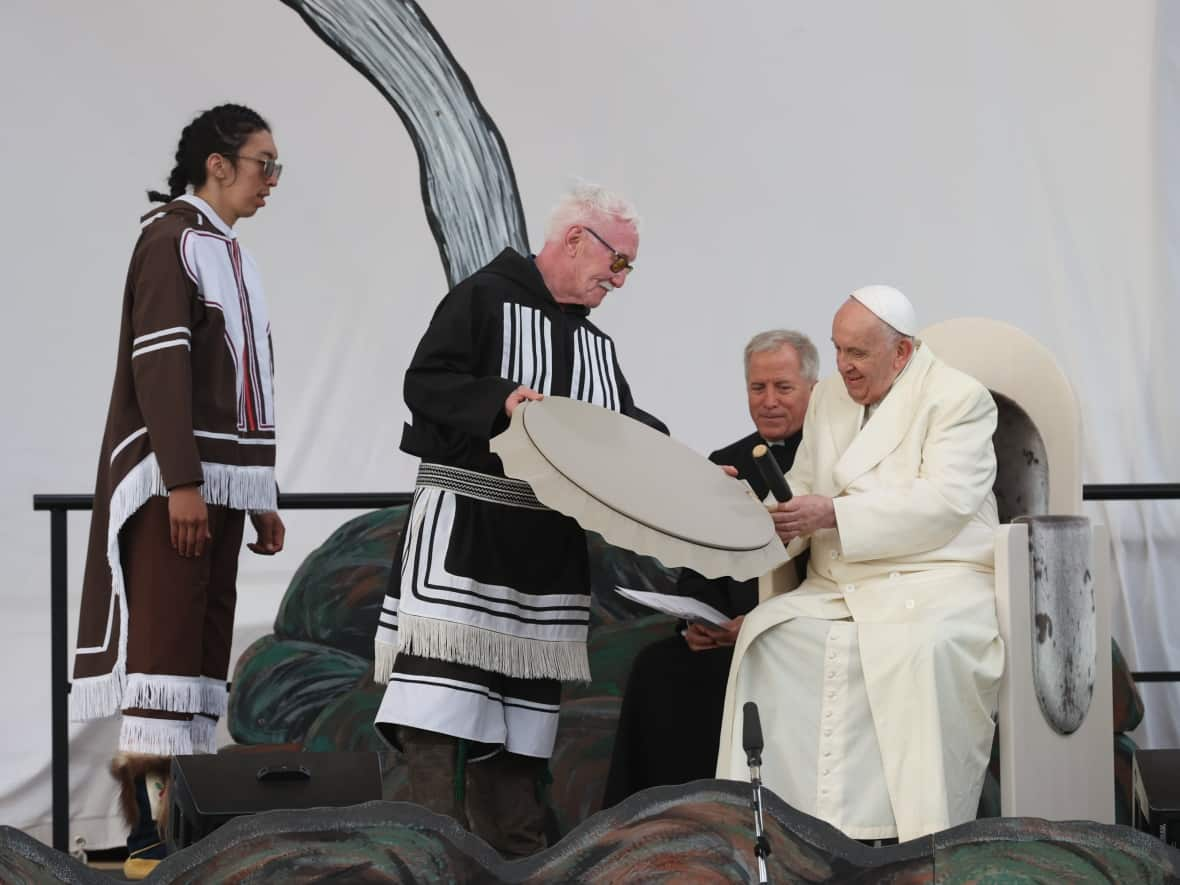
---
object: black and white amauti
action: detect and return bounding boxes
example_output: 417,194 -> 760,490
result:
375,248 -> 660,757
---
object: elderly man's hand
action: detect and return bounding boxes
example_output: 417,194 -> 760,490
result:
770,495 -> 836,542
505,385 -> 544,416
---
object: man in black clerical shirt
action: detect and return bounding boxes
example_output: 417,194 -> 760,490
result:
603,329 -> 819,806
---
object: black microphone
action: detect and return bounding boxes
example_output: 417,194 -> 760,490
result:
743,701 -> 764,767
742,700 -> 772,882
752,444 -> 793,502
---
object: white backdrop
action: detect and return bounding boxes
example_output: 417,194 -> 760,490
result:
1,0 -> 1176,850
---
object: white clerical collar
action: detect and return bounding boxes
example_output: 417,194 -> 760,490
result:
860,343 -> 919,427
861,402 -> 877,428
178,194 -> 236,239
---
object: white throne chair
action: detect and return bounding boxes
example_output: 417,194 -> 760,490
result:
758,317 -> 1114,824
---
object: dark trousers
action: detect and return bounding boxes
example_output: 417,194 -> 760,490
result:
398,727 -> 548,859
121,495 -> 244,722
603,635 -> 735,808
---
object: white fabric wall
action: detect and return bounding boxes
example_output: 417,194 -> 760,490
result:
0,0 -> 1174,850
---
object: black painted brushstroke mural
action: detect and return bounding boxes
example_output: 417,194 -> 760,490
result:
279,0 -> 529,287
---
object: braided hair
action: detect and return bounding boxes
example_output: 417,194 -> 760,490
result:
147,104 -> 270,203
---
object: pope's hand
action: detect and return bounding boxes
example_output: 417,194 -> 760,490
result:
769,495 -> 836,542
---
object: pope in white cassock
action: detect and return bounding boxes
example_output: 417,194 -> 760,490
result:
716,286 -> 1004,843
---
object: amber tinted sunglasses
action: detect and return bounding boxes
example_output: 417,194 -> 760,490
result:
584,226 -> 634,274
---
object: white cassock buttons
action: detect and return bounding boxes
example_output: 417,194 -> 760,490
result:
844,584 -> 856,594
905,599 -> 915,610
830,550 -> 839,560
889,571 -> 900,580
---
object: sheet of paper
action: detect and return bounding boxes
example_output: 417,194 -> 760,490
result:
614,586 -> 729,627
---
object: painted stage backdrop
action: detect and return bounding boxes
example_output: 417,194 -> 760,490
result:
280,0 -> 529,286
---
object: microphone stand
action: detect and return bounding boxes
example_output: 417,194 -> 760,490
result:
743,701 -> 771,885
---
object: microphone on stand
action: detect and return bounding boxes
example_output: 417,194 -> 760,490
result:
742,701 -> 772,885
743,700 -> 764,765
752,445 -> 793,503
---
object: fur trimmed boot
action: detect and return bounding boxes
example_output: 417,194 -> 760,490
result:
111,753 -> 170,880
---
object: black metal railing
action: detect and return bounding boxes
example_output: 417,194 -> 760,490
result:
34,491 -> 410,853
33,483 -> 1180,851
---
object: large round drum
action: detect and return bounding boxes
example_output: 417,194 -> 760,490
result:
491,397 -> 786,581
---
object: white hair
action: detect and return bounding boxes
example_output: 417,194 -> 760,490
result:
744,329 -> 820,382
544,182 -> 640,243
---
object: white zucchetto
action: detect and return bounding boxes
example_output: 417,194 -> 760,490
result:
849,285 -> 917,336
